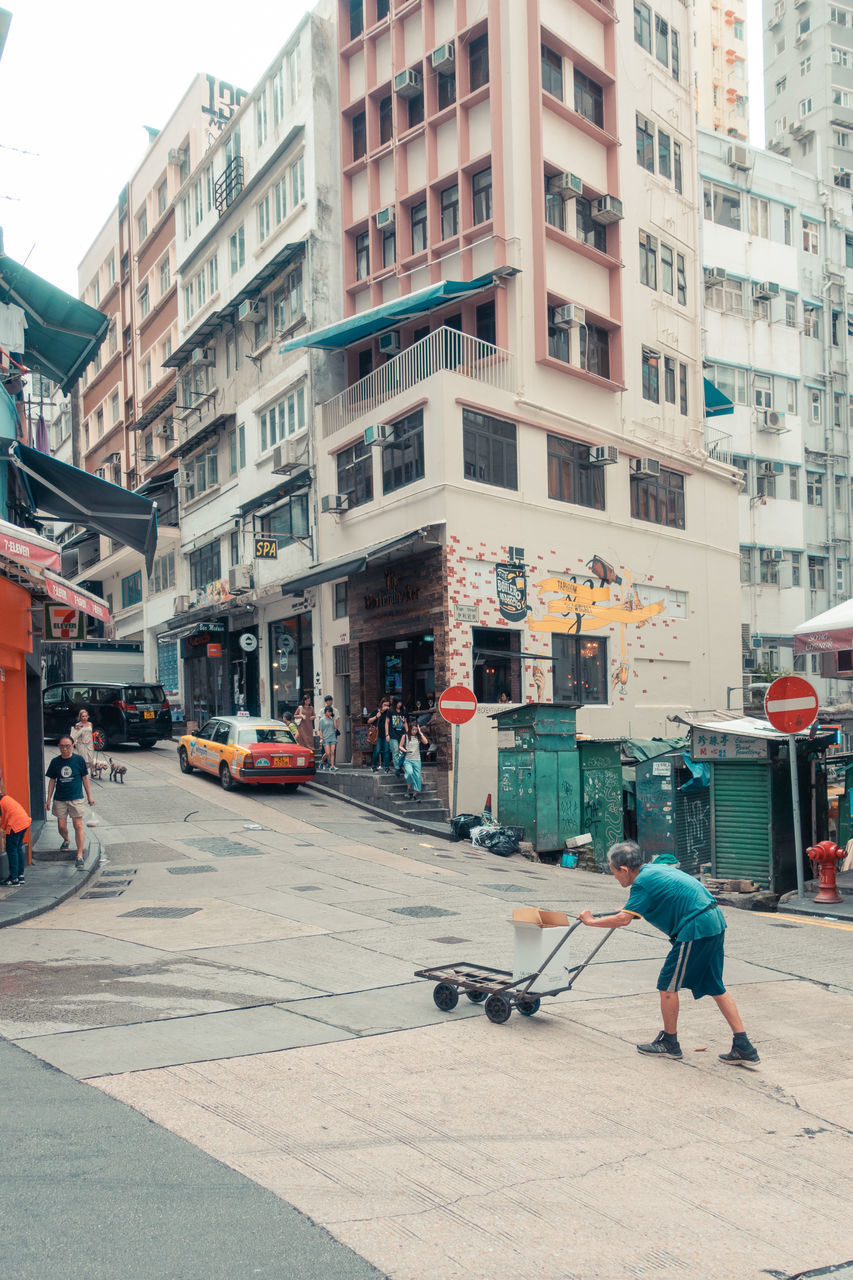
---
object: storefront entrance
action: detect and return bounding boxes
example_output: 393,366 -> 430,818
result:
268,614 -> 313,720
181,622 -> 228,724
376,633 -> 435,710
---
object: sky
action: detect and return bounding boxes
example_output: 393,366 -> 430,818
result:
1,0 -> 767,300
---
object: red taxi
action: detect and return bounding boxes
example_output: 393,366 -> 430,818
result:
177,715 -> 315,791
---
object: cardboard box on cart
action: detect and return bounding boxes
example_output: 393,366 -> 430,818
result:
512,907 -> 572,994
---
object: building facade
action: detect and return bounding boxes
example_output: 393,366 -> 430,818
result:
693,0 -> 750,140
282,0 -> 743,808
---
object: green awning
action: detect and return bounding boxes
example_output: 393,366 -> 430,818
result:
282,275 -> 496,351
704,377 -> 735,418
0,252 -> 109,393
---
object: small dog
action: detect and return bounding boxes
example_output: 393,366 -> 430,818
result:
109,758 -> 127,783
89,761 -> 108,780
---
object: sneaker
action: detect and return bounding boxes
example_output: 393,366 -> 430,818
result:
330,766 -> 338,773
59,840 -> 70,852
17,877 -> 25,885
637,1031 -> 682,1060
75,858 -> 84,870
719,1043 -> 760,1066
9,878 -> 19,886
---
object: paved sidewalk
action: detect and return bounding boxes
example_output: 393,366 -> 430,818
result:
0,821 -> 100,928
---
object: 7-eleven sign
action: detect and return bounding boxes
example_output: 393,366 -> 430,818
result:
44,604 -> 86,640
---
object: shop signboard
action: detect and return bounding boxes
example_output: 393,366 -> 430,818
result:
43,605 -> 85,640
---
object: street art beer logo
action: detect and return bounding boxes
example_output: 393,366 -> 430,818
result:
495,563 -> 529,621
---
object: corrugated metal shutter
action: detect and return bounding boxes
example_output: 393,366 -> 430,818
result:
712,763 -> 771,887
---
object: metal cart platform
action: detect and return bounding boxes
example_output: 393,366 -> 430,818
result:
415,918 -> 616,1024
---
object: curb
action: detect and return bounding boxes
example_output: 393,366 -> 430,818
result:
304,780 -> 452,841
0,830 -> 104,929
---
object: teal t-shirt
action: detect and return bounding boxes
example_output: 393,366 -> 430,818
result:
624,864 -> 725,941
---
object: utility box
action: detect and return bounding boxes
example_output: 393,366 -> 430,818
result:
492,704 -> 581,853
578,739 -> 624,869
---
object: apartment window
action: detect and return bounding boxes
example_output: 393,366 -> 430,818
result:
673,140 -> 683,194
676,253 -> 687,306
411,200 -> 427,253
472,168 -> 492,224
382,227 -> 396,268
789,466 -> 800,501
776,76 -> 787,95
634,1 -> 652,51
545,179 -> 565,231
833,45 -> 853,66
288,43 -> 301,102
807,472 -> 824,506
476,301 -> 496,346
290,154 -> 305,204
679,362 -> 688,415
159,257 -> 170,295
752,284 -> 770,322
138,283 -> 150,320
636,114 -> 655,172
163,335 -> 172,362
664,356 -> 676,404
106,255 -> 115,287
408,91 -> 425,128
576,197 -> 606,252
255,88 -> 268,148
631,466 -> 685,529
355,231 -> 370,279
748,197 -> 769,239
639,231 -> 657,289
137,208 -> 148,243
149,551 -> 176,597
379,95 -> 393,144
108,320 -> 117,354
121,571 -> 143,609
228,427 -> 238,477
785,291 -> 797,326
274,175 -> 287,224
437,69 -> 456,110
469,33 -> 489,90
809,556 -> 826,590
791,552 -> 801,588
262,494 -> 309,545
655,12 -> 669,64
803,304 -> 820,338
352,110 -> 366,160
660,244 -> 673,295
337,440 -> 373,508
833,86 -> 852,107
463,408 -> 517,490
809,388 -> 822,423
800,56 -> 811,74
740,547 -> 752,584
334,581 -> 348,619
541,45 -> 563,99
189,540 -> 221,590
553,635 -> 608,705
547,435 -> 604,510
208,255 -> 218,295
574,70 -> 604,128
703,181 -> 741,230
754,374 -> 773,409
547,306 -> 570,362
671,28 -> 680,80
156,179 -> 168,218
272,65 -> 284,124
383,408 -> 425,494
143,359 -> 152,391
832,5 -> 850,22
799,97 -> 813,118
642,347 -> 660,403
349,0 -> 363,39
257,194 -> 271,243
229,225 -> 245,274
802,220 -> 819,253
111,391 -> 120,424
440,184 -> 459,239
658,129 -> 672,180
580,323 -> 610,379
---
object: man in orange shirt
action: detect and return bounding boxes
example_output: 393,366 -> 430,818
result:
0,785 -> 30,886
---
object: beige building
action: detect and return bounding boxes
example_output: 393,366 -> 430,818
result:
693,0 -> 749,141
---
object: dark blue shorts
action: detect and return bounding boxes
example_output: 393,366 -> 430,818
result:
657,932 -> 726,1000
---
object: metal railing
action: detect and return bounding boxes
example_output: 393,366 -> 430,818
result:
214,156 -> 245,216
704,424 -> 734,468
321,326 -> 517,438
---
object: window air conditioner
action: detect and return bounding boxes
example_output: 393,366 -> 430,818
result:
378,330 -> 401,353
589,445 -> 618,465
771,547 -> 785,561
228,564 -> 254,592
727,144 -> 751,170
431,43 -> 455,74
173,595 -> 189,614
271,440 -> 302,474
754,281 -> 780,300
760,548 -> 776,562
191,346 -> 214,366
743,652 -> 757,670
548,172 -> 583,198
238,299 -> 264,322
393,68 -> 422,98
553,303 -> 585,328
592,194 -> 623,224
364,422 -> 394,447
321,493 -> 350,513
760,460 -> 785,474
168,148 -> 187,166
375,206 -> 396,228
632,457 -> 661,477
176,465 -> 194,488
705,268 -> 727,286
107,452 -> 121,466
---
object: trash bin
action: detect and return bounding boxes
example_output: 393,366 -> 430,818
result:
512,907 -> 572,993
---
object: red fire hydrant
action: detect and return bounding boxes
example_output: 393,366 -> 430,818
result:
806,841 -> 844,905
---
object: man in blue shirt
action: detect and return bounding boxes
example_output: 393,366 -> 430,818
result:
578,840 -> 759,1066
45,736 -> 95,869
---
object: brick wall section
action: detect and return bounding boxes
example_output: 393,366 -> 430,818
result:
348,547 -> 451,804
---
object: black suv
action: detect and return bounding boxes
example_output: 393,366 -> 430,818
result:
43,682 -> 173,747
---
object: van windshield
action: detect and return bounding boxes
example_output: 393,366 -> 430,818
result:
238,728 -> 296,745
125,686 -> 166,703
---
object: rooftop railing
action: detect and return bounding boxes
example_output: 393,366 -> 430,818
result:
321,326 -> 517,438
704,424 -> 734,468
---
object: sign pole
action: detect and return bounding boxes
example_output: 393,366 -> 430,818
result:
452,723 -> 460,819
788,734 -> 805,903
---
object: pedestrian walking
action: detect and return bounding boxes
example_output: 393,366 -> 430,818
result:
389,700 -> 406,773
45,736 -> 95,869
578,840 -> 759,1066
319,706 -> 338,771
399,717 -> 428,801
0,784 -> 30,886
368,697 -> 393,772
70,708 -> 96,767
294,694 -> 315,752
322,694 -> 340,730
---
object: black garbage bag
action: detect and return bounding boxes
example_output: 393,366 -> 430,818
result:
449,813 -> 481,842
473,827 -> 520,857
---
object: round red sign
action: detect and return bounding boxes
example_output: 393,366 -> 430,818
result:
764,675 -> 819,735
438,685 -> 478,726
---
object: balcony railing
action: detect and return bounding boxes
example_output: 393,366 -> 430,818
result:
214,156 -> 245,216
704,424 -> 734,468
321,326 -> 517,438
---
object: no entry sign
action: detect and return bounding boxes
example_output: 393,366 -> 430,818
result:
764,675 -> 819,735
438,685 -> 478,726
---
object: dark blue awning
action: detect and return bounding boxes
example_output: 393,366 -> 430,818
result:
704,377 -> 735,418
282,275 -> 496,351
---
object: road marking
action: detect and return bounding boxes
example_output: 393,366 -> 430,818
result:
755,911 -> 853,932
765,696 -> 818,713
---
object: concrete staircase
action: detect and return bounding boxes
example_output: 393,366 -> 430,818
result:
311,764 -> 451,826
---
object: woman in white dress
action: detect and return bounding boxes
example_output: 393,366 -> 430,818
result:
70,708 -> 96,767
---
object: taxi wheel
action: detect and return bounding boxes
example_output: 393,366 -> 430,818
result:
219,763 -> 237,791
283,783 -> 299,792
178,748 -> 193,774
